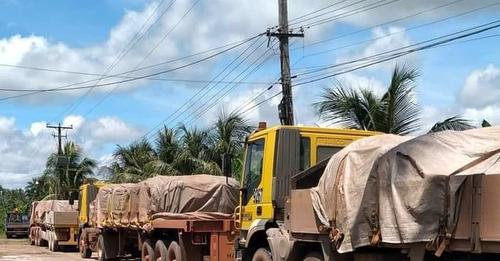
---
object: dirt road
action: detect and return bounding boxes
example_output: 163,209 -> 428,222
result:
0,238 -> 87,261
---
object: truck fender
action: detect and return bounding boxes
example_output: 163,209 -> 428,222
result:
266,227 -> 294,261
244,219 -> 269,248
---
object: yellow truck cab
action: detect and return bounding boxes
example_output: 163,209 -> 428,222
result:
236,124 -> 377,260
77,181 -> 106,258
77,182 -> 106,226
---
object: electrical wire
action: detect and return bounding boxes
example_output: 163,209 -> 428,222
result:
0,36 -> 261,102
138,36 -> 267,140
54,0 -> 177,120
81,0 -> 203,118
300,1 -> 500,58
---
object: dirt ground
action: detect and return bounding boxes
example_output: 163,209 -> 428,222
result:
0,238 -> 91,261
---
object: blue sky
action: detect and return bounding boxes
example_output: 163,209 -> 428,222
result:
0,0 -> 499,188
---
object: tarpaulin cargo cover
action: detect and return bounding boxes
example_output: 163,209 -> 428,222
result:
30,200 -> 78,225
311,127 -> 500,253
93,174 -> 239,227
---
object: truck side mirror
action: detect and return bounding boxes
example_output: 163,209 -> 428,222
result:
222,153 -> 232,180
69,191 -> 75,206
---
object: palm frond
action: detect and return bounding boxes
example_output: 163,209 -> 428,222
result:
429,116 -> 474,133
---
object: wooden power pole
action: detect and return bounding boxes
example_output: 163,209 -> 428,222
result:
46,123 -> 73,155
268,0 -> 303,125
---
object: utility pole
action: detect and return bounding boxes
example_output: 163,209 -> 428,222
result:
267,0 -> 303,125
46,123 -> 73,155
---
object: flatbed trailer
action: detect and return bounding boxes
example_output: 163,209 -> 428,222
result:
29,200 -> 79,252
95,215 -> 235,261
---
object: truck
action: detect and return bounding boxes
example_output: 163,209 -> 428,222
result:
77,175 -> 239,261
4,210 -> 29,238
76,182 -> 107,258
237,126 -> 500,260
29,200 -> 79,252
234,124 -> 377,260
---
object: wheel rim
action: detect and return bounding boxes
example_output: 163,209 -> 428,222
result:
79,239 -> 85,253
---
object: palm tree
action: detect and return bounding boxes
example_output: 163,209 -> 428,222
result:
44,142 -> 96,199
315,64 -> 481,134
206,111 -> 253,180
429,116 -> 474,133
315,64 -> 421,135
111,139 -> 157,182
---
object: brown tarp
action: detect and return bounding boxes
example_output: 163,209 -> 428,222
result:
311,127 -> 500,253
30,200 -> 78,225
93,174 -> 239,227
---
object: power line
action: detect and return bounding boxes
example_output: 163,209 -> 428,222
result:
0,74 -> 270,93
0,35 -> 261,102
292,0 -> 402,29
295,20 -> 500,85
239,22 -> 500,116
287,0 -> 350,24
81,0 -> 203,118
183,44 -> 275,126
55,0 -> 177,120
289,0 -> 369,27
298,0 -> 468,49
138,36 -> 267,140
295,20 -> 500,77
300,1 -> 500,59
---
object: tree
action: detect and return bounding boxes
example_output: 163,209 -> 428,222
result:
43,142 -> 96,199
206,111 -> 253,180
111,139 -> 157,182
315,64 -> 421,135
108,111 -> 253,182
429,116 -> 474,133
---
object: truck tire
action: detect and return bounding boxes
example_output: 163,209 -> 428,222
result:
167,241 -> 183,261
303,252 -> 323,261
80,236 -> 92,258
52,234 -> 59,252
48,231 -> 53,251
6,233 -> 11,239
252,248 -> 272,261
97,234 -> 107,261
141,240 -> 155,261
155,240 -> 168,261
35,228 -> 41,246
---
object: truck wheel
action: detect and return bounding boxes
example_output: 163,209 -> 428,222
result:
6,233 -> 11,239
141,240 -> 155,261
80,236 -> 92,258
252,248 -> 272,261
52,236 -> 59,252
29,228 -> 35,245
97,234 -> 107,261
154,240 -> 168,261
48,231 -> 53,251
35,228 -> 41,246
167,241 -> 183,261
303,252 -> 323,261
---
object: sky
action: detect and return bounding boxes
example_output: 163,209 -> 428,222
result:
0,0 -> 499,188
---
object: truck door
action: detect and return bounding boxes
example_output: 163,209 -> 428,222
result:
240,137 -> 272,229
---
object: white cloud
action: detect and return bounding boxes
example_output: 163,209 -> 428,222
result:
0,115 -> 141,189
29,121 -> 46,136
459,64 -> 500,109
87,116 -> 142,143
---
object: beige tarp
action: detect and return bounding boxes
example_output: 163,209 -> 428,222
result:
92,183 -> 140,227
311,127 -> 500,253
30,200 -> 78,225
93,174 -> 239,227
311,134 -> 411,253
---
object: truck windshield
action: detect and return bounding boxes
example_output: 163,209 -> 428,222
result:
243,139 -> 265,204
